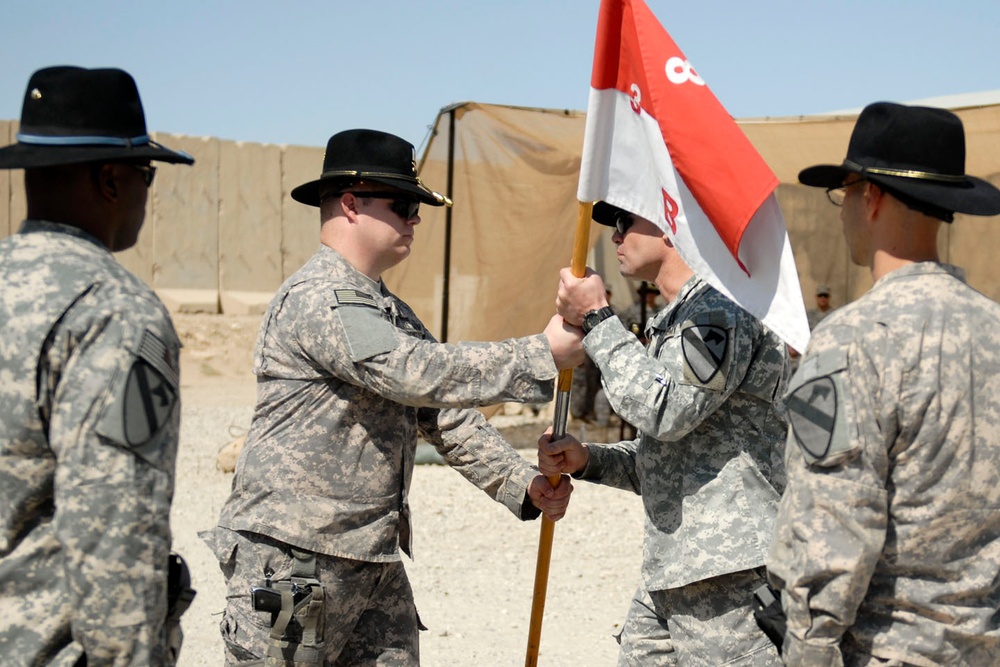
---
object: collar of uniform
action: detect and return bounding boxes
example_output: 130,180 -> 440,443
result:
19,218 -> 109,252
873,261 -> 966,290
653,274 -> 706,331
674,274 -> 705,304
316,243 -> 383,294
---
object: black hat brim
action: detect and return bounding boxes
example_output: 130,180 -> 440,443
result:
591,201 -> 626,227
0,142 -> 194,169
797,164 -> 850,189
800,162 -> 1000,216
291,175 -> 447,208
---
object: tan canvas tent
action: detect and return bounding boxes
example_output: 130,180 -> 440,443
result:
384,99 -> 1000,346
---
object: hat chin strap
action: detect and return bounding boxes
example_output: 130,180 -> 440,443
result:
16,132 -> 151,148
845,159 -> 966,183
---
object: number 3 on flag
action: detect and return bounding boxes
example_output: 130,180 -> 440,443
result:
629,83 -> 642,113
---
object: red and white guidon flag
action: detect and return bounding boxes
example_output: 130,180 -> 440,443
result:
578,0 -> 809,352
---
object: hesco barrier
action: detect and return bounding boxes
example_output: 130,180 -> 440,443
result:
0,119 -> 323,315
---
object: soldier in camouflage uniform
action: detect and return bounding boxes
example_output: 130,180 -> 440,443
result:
0,67 -> 194,665
203,129 -> 584,665
619,282 -> 660,340
539,202 -> 788,666
805,285 -> 834,331
767,103 -> 1000,665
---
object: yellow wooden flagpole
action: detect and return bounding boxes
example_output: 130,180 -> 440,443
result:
524,200 -> 593,667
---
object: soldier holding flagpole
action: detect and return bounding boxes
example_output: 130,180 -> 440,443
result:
528,0 -> 807,663
204,129 -> 584,666
539,202 -> 788,665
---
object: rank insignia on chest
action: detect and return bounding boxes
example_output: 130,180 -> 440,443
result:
681,323 -> 728,388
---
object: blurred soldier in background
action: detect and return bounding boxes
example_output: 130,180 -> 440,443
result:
805,284 -> 834,330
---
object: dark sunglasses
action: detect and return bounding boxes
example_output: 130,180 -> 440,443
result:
344,192 -> 420,220
612,209 -> 635,236
131,164 -> 157,187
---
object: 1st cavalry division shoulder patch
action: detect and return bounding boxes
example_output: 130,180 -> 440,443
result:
681,323 -> 728,389
786,374 -> 856,466
122,358 -> 177,446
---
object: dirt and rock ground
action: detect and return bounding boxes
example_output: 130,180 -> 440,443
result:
171,313 -> 644,666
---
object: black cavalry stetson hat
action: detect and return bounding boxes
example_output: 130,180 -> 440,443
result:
798,101 -> 1000,216
591,201 -> 630,227
0,66 -> 194,169
291,129 -> 450,208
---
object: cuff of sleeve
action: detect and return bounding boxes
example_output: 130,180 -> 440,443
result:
519,494 -> 542,521
582,315 -> 628,349
525,333 -> 559,380
573,444 -> 604,481
506,465 -> 540,520
783,634 -> 844,667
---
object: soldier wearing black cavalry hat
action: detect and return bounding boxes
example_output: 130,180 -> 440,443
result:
203,129 -> 584,665
768,102 -> 1000,665
0,66 -> 195,666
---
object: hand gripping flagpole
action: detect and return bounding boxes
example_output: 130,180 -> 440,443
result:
525,200 -> 593,667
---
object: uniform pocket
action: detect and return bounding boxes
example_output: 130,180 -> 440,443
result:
220,604 -> 264,663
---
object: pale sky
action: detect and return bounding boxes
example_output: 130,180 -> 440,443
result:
1,0 -> 998,152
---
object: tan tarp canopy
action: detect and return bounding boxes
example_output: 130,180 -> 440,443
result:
385,103 -> 603,343
385,101 -> 1000,345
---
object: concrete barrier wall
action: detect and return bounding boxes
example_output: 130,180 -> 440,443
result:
153,135 -> 221,312
0,120 -> 10,238
0,129 -> 324,314
218,140 -> 281,314
1,120 -> 27,239
279,145 -> 322,283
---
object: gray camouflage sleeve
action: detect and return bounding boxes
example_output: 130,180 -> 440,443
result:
284,288 -> 558,408
583,310 -> 756,441
767,329 -> 889,663
418,407 -> 539,519
45,297 -> 179,666
575,438 -> 642,494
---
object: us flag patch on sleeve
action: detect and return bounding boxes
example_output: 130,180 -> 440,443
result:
139,330 -> 178,388
334,289 -> 378,308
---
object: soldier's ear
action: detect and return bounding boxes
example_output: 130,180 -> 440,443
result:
340,192 -> 362,221
95,163 -> 119,201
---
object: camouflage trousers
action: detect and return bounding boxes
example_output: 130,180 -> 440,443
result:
205,528 -> 419,666
617,568 -> 781,667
